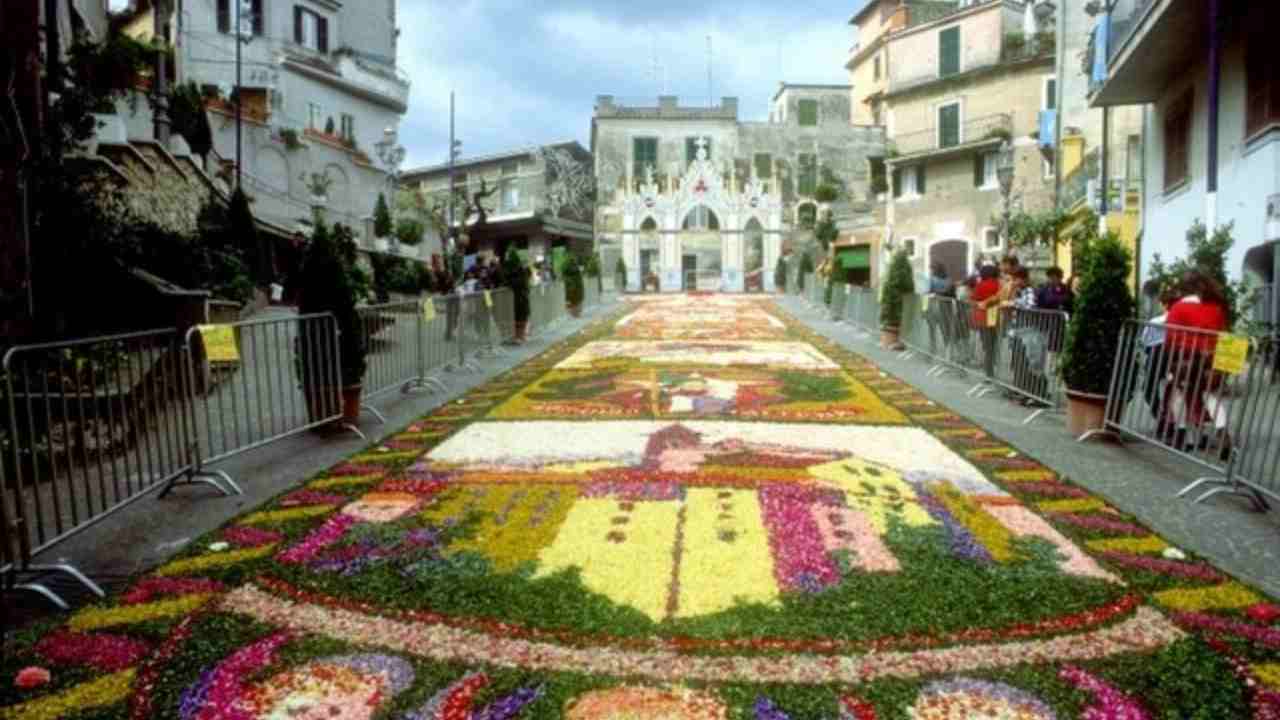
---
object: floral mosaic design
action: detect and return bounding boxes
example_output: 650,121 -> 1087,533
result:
4,295 -> 1279,719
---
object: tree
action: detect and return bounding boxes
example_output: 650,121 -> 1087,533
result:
395,217 -> 424,246
814,210 -> 838,253
585,253 -> 602,292
563,255 -> 585,309
879,249 -> 915,329
373,193 -> 393,238
502,246 -> 531,325
774,256 -> 788,292
167,82 -> 214,158
298,220 -> 367,390
1147,221 -> 1247,327
1061,232 -> 1134,395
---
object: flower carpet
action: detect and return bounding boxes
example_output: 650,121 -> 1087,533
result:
4,295 -> 1280,719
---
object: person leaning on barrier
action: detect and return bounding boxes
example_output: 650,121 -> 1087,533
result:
1161,271 -> 1231,459
1008,268 -> 1049,403
972,265 -> 1002,378
1137,289 -> 1181,426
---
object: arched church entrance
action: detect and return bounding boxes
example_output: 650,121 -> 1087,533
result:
680,205 -> 722,291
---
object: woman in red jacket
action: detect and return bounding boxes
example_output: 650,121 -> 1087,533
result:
1162,271 -> 1230,457
970,265 -> 1002,378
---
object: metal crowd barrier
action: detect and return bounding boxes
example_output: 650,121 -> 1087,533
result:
357,301 -> 439,423
2,329 -> 195,608
1083,320 -> 1277,512
828,281 -> 849,321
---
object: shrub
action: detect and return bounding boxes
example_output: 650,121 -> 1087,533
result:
395,217 -> 423,246
585,253 -> 602,292
1061,231 -> 1134,394
797,253 -> 814,290
502,247 -> 531,323
298,220 -> 367,387
815,211 -> 838,253
774,256 -> 787,292
373,193 -> 392,238
563,255 -> 585,308
879,248 -> 915,329
814,184 -> 840,204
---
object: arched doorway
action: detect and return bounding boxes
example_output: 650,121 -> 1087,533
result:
744,219 -> 765,293
928,239 -> 970,285
638,217 -> 659,291
680,205 -> 722,291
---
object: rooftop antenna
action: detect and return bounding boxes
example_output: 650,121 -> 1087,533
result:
707,35 -> 713,106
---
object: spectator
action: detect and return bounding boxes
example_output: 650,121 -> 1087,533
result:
1140,289 -> 1181,429
926,263 -> 954,355
1036,267 -> 1071,311
971,264 -> 1002,378
1006,268 -> 1046,402
1163,271 -> 1231,457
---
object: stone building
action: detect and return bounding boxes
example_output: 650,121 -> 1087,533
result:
398,142 -> 596,264
849,0 -> 1058,283
592,89 -> 886,293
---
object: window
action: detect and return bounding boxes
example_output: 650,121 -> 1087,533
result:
1246,22 -> 1280,138
798,99 -> 819,127
685,137 -> 712,164
974,152 -> 997,189
633,137 -> 658,182
340,114 -> 355,142
308,102 -> 324,131
754,153 -> 773,179
903,238 -> 918,258
1163,91 -> 1192,192
893,164 -> 926,198
798,154 -> 818,196
983,227 -> 1001,250
873,56 -> 881,81
683,206 -> 720,230
939,27 -> 961,78
938,102 -> 961,148
1043,76 -> 1058,111
218,0 -> 263,35
1125,134 -> 1142,183
500,162 -> 520,212
294,6 -> 329,53
797,204 -> 817,228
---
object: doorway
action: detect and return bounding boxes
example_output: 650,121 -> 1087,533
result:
928,239 -> 970,285
744,219 -> 765,292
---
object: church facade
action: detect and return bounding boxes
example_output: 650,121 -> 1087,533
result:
591,89 -> 887,293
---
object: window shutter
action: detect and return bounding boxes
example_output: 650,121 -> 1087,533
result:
892,168 -> 902,198
940,27 -> 960,77
294,7 -> 303,44
317,17 -> 329,53
217,0 -> 230,33
918,163 -> 927,194
1045,78 -> 1058,111
974,154 -> 985,187
939,104 -> 960,148
251,0 -> 264,35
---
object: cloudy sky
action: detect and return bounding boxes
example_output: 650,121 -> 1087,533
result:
395,1 -> 865,170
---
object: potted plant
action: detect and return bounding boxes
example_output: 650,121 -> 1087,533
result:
1060,231 -> 1134,436
395,217 -> 423,247
564,254 -> 585,317
502,246 -> 532,342
374,193 -> 392,236
585,253 -> 603,293
797,252 -> 814,291
297,220 -> 368,426
774,255 -> 787,293
615,257 -> 627,293
879,248 -> 915,349
814,183 -> 840,207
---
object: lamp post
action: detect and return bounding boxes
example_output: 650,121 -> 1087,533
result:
375,126 -> 407,253
997,140 -> 1017,249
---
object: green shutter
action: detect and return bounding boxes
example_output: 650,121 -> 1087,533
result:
798,100 -> 819,126
839,247 -> 871,270
633,138 -> 657,180
798,154 -> 817,195
755,153 -> 773,179
939,104 -> 960,148
892,167 -> 902,198
686,138 -> 697,165
918,163 -> 927,194
940,27 -> 960,77
974,154 -> 985,187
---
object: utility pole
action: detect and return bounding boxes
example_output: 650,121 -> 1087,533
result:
235,0 -> 243,189
448,91 -> 456,250
153,0 -> 171,145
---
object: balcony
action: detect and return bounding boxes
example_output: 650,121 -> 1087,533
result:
1091,0 -> 1200,106
282,48 -> 410,114
903,0 -> 994,32
890,113 -> 1011,161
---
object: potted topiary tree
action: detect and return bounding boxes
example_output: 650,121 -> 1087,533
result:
373,193 -> 392,246
615,257 -> 627,293
502,246 -> 532,342
879,248 -> 915,349
564,254 -> 585,317
797,252 -> 814,291
774,255 -> 787,293
297,219 -> 368,427
585,253 -> 603,294
1060,231 -> 1134,436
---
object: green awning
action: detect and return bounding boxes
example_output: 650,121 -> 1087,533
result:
839,246 -> 871,270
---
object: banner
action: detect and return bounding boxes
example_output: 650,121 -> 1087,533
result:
197,325 -> 240,363
1213,334 -> 1248,375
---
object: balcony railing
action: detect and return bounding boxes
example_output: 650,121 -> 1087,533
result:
1107,0 -> 1158,65
1060,148 -> 1144,212
891,113 -> 1011,157
904,0 -> 995,32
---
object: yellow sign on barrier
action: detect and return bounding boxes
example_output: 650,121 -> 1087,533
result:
1213,334 -> 1249,375
422,298 -> 437,322
483,290 -> 493,308
197,325 -> 239,363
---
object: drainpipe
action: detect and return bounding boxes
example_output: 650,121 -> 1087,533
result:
1206,0 -> 1221,230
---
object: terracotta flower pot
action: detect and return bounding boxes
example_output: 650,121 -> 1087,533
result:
1065,389 -> 1108,437
342,385 -> 363,425
568,304 -> 582,318
880,327 -> 903,350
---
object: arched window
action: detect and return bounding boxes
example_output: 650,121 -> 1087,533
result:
682,205 -> 720,231
640,217 -> 658,232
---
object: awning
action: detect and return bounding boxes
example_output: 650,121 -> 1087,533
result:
838,246 -> 871,270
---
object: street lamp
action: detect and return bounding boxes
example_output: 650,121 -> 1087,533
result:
997,140 -> 1017,246
375,126 -> 406,252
